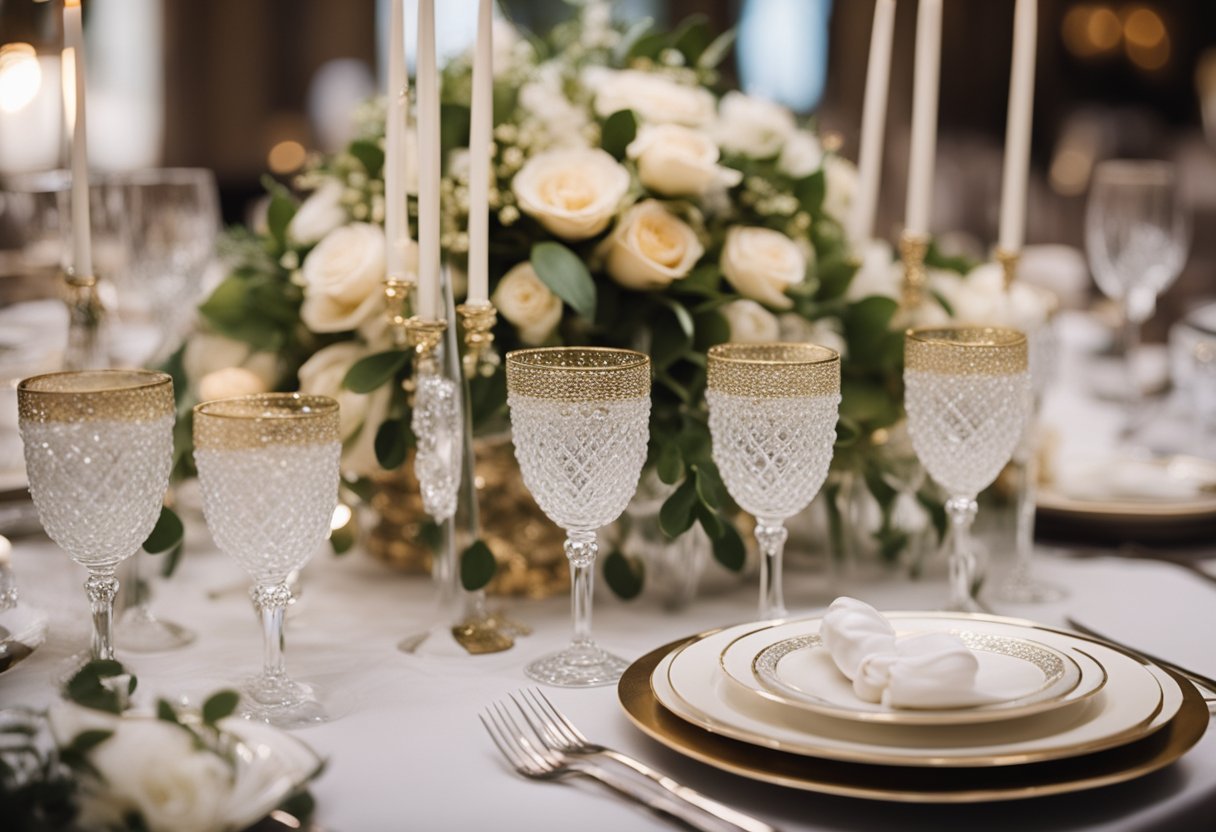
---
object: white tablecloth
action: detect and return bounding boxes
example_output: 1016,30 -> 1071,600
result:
2,531 -> 1214,832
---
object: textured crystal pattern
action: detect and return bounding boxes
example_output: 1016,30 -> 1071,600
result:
905,369 -> 1031,498
21,416 -> 174,568
508,394 -> 649,532
411,373 -> 463,522
195,443 -> 340,584
707,392 -> 840,519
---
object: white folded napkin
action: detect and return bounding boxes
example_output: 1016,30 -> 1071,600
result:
820,597 -> 985,709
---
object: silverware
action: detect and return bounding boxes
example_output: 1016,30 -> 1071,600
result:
480,693 -> 778,832
1064,617 -> 1216,708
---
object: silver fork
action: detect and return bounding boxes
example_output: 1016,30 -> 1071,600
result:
511,689 -> 777,832
481,697 -> 778,832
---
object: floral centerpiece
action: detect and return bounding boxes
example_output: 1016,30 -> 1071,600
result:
178,2 -> 1023,594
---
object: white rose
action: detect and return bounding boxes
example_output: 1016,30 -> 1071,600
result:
300,222 -> 386,333
603,200 -> 704,291
721,226 -> 806,309
845,239 -> 902,302
512,148 -> 630,241
80,719 -> 231,832
183,333 -> 280,398
197,367 -> 269,402
722,300 -> 780,343
823,155 -> 859,223
287,179 -> 347,245
342,384 -> 392,477
626,124 -> 742,198
299,341 -> 392,476
778,313 -> 848,357
777,131 -> 824,178
592,69 -> 716,126
713,91 -> 796,159
492,262 -> 563,345
520,65 -> 591,147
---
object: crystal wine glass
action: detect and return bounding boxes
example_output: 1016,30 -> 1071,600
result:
193,394 -> 340,726
706,343 -> 840,619
1085,160 -> 1188,432
17,370 -> 174,661
903,327 -> 1031,612
506,347 -> 650,687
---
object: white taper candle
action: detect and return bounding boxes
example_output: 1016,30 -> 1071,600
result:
63,0 -> 93,277
851,0 -> 896,244
904,0 -> 942,237
998,0 -> 1037,254
385,0 -> 412,278
416,0 -> 440,320
466,0 -> 493,306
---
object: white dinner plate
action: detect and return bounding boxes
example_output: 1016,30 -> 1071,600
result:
220,718 -> 323,830
656,614 -> 1178,767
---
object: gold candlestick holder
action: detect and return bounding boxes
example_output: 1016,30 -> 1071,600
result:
995,247 -> 1020,290
455,301 -> 499,378
383,274 -> 417,348
63,269 -> 107,371
404,316 -> 447,373
899,231 -> 930,310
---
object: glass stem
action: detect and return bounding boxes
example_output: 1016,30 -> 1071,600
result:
85,570 -> 119,660
252,583 -> 291,683
1122,303 -> 1144,434
1012,439 -> 1038,580
946,496 -> 979,611
755,518 -> 788,619
566,531 -> 598,653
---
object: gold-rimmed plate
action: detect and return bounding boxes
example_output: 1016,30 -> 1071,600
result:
663,614 -> 1163,767
738,627 -> 1087,726
621,636 -> 1208,803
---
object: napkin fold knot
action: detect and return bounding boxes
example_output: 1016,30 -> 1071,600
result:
820,597 -> 982,709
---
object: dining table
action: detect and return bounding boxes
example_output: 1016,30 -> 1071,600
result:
2,312 -> 1215,832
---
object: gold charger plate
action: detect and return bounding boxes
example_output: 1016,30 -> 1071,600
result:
619,636 -> 1209,803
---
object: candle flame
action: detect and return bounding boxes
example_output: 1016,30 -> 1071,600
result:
0,43 -> 42,114
65,0 -> 82,8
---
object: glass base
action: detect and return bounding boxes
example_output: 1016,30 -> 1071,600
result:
524,644 -> 629,688
116,606 -> 196,653
992,575 -> 1067,604
241,674 -> 326,729
943,595 -> 988,614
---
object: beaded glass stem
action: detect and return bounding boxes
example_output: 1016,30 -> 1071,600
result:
17,370 -> 174,661
904,327 -> 1031,612
194,394 -> 340,727
506,348 -> 650,687
706,343 -> 841,619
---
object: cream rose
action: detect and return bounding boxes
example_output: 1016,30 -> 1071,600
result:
778,313 -> 848,358
846,239 -> 902,302
300,222 -> 386,333
492,262 -> 563,345
592,69 -> 717,126
777,131 -> 825,178
183,333 -> 279,398
603,200 -> 704,291
287,179 -> 347,245
512,148 -> 630,241
76,718 -> 231,832
721,226 -> 806,309
626,124 -> 741,198
722,300 -> 780,343
823,155 -> 859,224
298,341 -> 392,477
197,367 -> 269,402
714,91 -> 796,159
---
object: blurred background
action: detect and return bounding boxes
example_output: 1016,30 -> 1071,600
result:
0,0 -> 1214,331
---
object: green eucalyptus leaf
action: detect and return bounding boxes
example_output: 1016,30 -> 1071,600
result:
659,477 -> 698,538
156,700 -> 179,724
697,29 -> 737,69
656,442 -> 683,484
460,539 -> 497,591
712,520 -> 746,571
603,550 -> 644,600
419,520 -> 443,554
202,690 -> 240,725
142,506 -> 183,555
329,522 -> 356,556
67,730 -> 113,755
672,15 -> 712,63
601,109 -> 638,160
198,276 -> 249,328
160,542 -> 183,579
695,503 -> 724,539
266,192 -> 296,250
796,169 -> 826,216
440,103 -> 472,158
693,309 -> 731,351
655,297 -> 695,339
692,462 -> 727,509
676,264 -> 723,298
374,419 -> 408,470
628,29 -> 668,61
348,139 -> 385,177
531,242 -> 596,319
614,18 -> 655,65
343,350 -> 409,394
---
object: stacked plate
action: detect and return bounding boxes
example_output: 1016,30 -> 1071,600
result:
618,612 -> 1209,802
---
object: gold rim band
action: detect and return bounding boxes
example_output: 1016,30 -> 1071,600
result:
707,342 -> 840,398
905,326 -> 1028,375
193,393 -> 340,451
18,370 -> 173,423
506,347 -> 650,402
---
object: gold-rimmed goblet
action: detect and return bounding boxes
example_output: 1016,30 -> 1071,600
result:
903,327 -> 1031,612
706,343 -> 841,620
506,348 -> 650,687
193,394 -> 341,727
17,370 -> 175,661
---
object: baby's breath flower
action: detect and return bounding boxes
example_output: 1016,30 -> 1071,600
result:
499,205 -> 520,225
352,203 -> 369,220
279,251 -> 299,270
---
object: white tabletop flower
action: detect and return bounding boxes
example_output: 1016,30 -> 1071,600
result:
513,148 -> 631,241
721,225 -> 806,309
627,124 -> 742,198
603,200 -> 705,291
722,299 -> 780,343
493,261 -> 564,345
287,179 -> 348,246
299,222 -> 387,333
714,91 -> 797,159
777,131 -> 825,179
591,69 -> 716,127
